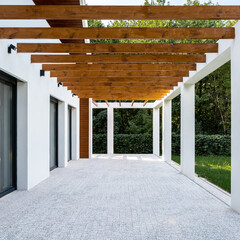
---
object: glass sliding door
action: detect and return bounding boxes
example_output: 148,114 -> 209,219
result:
0,74 -> 16,197
50,98 -> 58,171
68,106 -> 72,161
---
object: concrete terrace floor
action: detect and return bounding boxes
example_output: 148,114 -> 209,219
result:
0,155 -> 240,240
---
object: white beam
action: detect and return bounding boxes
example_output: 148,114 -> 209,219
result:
153,108 -> 160,156
107,107 -> 114,154
89,98 -> 93,159
153,100 -> 162,109
231,22 -> 240,213
180,83 -> 195,180
162,99 -> 171,162
92,102 -> 154,109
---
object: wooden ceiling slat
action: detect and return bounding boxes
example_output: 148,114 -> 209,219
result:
42,63 -> 197,71
51,70 -> 189,77
17,43 -> 218,53
1,6 -> 240,20
1,28 -> 234,39
31,54 -> 206,63
57,76 -> 182,83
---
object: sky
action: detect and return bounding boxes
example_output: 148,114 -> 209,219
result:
86,0 -> 240,5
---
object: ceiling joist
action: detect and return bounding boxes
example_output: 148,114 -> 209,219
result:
1,27 -> 234,40
17,43 -> 219,54
1,5 -> 240,20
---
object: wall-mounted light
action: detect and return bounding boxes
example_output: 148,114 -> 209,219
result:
58,82 -> 63,87
40,70 -> 45,77
8,44 -> 17,54
72,93 -> 76,97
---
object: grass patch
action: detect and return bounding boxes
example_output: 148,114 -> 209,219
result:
172,155 -> 231,193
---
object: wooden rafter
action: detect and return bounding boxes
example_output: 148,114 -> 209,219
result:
143,100 -> 148,106
1,6 -> 240,20
31,54 -> 206,64
50,70 -> 189,78
42,63 -> 197,71
119,101 -> 121,107
92,100 -> 98,107
131,100 -> 135,107
17,43 -> 219,53
105,100 -> 109,107
1,28 -> 234,40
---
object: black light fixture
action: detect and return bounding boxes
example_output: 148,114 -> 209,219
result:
40,70 -> 45,77
58,82 -> 63,87
8,44 -> 17,54
72,93 -> 76,97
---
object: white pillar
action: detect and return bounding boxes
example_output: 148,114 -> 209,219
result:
162,99 -> 171,162
107,107 -> 114,154
153,108 -> 160,156
180,83 -> 195,180
89,98 -> 93,159
231,22 -> 240,213
58,101 -> 67,167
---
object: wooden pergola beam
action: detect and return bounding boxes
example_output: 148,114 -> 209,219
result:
131,100 -> 135,107
119,101 -> 121,107
17,43 -> 219,54
1,6 -> 240,20
57,76 -> 182,83
92,100 -> 98,107
51,70 -> 189,78
31,54 -> 206,64
105,100 -> 109,107
42,63 -> 197,71
67,86 -> 172,91
0,28 -> 234,40
143,100 -> 148,107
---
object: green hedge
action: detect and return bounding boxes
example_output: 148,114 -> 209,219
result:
172,133 -> 230,156
93,134 -> 153,154
93,133 -> 230,156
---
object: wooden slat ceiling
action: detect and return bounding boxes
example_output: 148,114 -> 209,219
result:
0,3 -> 237,100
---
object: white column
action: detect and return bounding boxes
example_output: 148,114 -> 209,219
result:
58,101 -> 67,167
162,99 -> 171,162
153,108 -> 160,156
89,98 -> 93,159
107,107 -> 114,154
231,22 -> 240,213
180,83 -> 195,180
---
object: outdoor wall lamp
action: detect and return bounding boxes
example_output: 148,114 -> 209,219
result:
8,44 -> 17,54
72,93 -> 76,97
40,70 -> 45,77
58,82 -> 63,87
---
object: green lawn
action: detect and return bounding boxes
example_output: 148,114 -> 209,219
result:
172,155 -> 231,193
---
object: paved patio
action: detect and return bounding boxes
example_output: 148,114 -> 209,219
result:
0,154 -> 240,240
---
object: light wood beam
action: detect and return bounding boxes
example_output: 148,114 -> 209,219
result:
31,54 -> 206,63
17,43 -> 219,53
105,100 -> 109,107
0,28 -> 234,40
143,100 -> 148,106
51,70 -> 189,78
42,63 -> 197,71
1,6 -> 240,20
131,100 -> 135,107
92,100 -> 98,107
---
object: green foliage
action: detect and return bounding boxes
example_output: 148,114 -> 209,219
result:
172,133 -> 231,156
172,155 -> 231,192
93,134 -> 153,154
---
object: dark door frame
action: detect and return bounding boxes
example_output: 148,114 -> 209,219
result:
0,71 -> 17,198
68,106 -> 72,161
50,97 -> 58,171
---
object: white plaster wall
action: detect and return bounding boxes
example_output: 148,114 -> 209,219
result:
0,0 -> 80,190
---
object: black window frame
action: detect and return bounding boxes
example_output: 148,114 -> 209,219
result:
0,70 -> 17,198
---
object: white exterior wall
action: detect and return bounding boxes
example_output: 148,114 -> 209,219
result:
0,0 -> 80,190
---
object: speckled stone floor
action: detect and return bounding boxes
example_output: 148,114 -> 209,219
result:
0,154 -> 240,240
